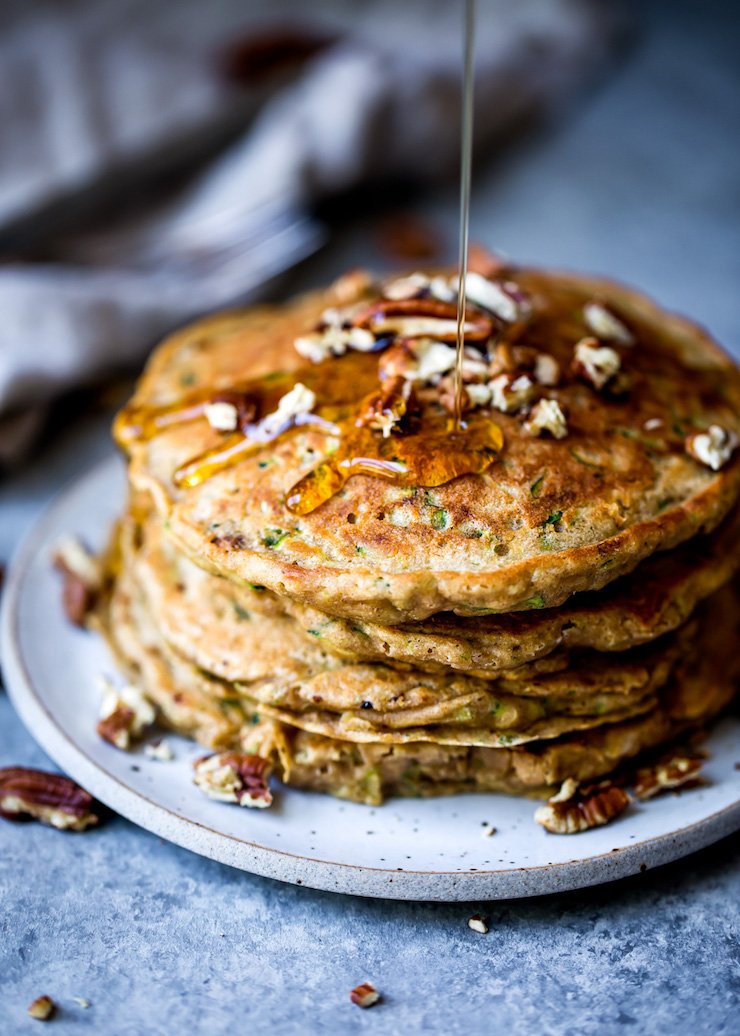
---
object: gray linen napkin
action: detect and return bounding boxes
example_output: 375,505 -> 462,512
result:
0,0 -> 620,460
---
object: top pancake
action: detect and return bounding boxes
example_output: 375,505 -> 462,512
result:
120,266 -> 740,623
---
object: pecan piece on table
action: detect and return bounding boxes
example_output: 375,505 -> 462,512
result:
632,751 -> 705,800
0,767 -> 99,831
350,982 -> 381,1008
534,778 -> 631,834
53,536 -> 103,626
27,995 -> 56,1021
193,752 -> 273,808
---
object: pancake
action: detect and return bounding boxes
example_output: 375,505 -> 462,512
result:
109,513 -> 731,751
101,561 -> 740,805
137,502 -> 740,677
289,503 -> 740,672
118,266 -> 740,623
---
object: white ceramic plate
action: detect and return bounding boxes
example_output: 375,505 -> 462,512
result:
3,456 -> 740,900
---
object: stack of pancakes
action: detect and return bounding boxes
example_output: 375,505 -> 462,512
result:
102,264 -> 740,806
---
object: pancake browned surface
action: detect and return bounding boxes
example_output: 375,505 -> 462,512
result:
101,543 -> 740,805
119,267 -> 740,622
122,512 -> 712,749
137,503 -> 740,677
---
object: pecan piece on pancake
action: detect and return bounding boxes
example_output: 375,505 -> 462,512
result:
571,337 -> 621,390
53,536 -> 103,626
0,767 -> 99,831
685,424 -> 738,472
632,751 -> 705,800
350,983 -> 381,1008
465,272 -> 531,324
534,778 -> 631,834
357,376 -> 415,438
207,390 -> 259,432
488,342 -> 560,385
352,297 -> 493,343
193,752 -> 273,808
583,300 -> 634,346
523,398 -> 568,440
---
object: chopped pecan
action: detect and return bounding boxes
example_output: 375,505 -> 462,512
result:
259,383 -> 317,437
583,301 -> 634,346
488,344 -> 559,386
53,536 -> 102,627
330,268 -> 376,305
0,767 -> 98,831
97,680 -> 156,751
465,273 -> 530,324
294,325 -> 377,363
523,398 -> 568,439
144,738 -> 175,762
357,377 -> 414,438
27,995 -> 56,1021
533,353 -> 561,387
377,340 -> 418,381
489,373 -> 536,414
193,752 -> 273,808
632,751 -> 705,800
467,914 -> 490,934
534,779 -> 631,834
685,424 -> 738,471
352,298 -> 493,343
571,337 -> 621,390
382,272 -> 431,301
209,390 -> 259,432
350,983 -> 381,1008
204,401 -> 239,432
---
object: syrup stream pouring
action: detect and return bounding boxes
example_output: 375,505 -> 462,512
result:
453,0 -> 476,430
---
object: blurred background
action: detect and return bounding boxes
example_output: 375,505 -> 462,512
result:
0,0 -> 738,559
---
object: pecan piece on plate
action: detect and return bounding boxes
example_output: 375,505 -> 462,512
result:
53,536 -> 103,626
97,680 -> 156,751
632,751 -> 705,800
350,982 -> 381,1008
534,778 -> 631,834
193,752 -> 273,808
0,767 -> 99,831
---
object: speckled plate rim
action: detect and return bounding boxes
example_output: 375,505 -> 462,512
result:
2,457 -> 739,902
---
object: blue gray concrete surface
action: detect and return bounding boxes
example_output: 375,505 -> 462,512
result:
1,1 -> 739,1032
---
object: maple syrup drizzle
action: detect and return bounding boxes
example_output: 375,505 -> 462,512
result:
453,0 -> 476,430
286,410 -> 503,516
117,347 -> 505,513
